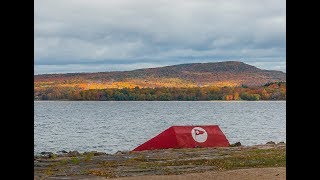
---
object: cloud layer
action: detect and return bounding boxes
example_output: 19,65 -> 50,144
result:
35,0 -> 286,74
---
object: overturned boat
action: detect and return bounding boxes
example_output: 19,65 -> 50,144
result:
133,125 -> 229,151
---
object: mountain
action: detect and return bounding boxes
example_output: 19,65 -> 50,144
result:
34,61 -> 286,89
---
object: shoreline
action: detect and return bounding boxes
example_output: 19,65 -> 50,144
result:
34,142 -> 286,179
34,140 -> 287,156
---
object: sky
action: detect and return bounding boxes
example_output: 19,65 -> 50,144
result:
35,0 -> 286,74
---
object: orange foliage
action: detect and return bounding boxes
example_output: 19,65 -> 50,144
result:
234,92 -> 240,100
225,95 -> 234,101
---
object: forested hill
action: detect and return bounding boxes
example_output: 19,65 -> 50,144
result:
35,61 -> 285,88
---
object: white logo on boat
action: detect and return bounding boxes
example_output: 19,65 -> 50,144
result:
191,127 -> 208,143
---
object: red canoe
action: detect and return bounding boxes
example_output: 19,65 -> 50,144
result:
132,125 -> 229,151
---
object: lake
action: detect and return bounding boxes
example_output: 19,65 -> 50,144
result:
34,101 -> 286,154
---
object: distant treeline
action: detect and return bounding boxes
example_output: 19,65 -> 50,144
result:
34,82 -> 286,101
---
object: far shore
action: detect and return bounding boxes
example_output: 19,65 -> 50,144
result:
34,100 -> 286,102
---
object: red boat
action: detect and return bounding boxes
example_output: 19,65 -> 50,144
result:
133,125 -> 229,151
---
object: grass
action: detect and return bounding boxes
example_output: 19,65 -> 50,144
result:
49,154 -> 57,159
124,148 -> 285,171
70,157 -> 81,165
84,152 -> 95,162
125,154 -> 147,164
44,167 -> 53,176
101,160 -> 118,167
59,159 -> 68,166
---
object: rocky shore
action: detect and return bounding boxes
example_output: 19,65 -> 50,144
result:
34,142 -> 286,179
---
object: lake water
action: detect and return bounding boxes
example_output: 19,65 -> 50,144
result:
34,101 -> 286,154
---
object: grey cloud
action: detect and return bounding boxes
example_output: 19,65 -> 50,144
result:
35,0 -> 285,73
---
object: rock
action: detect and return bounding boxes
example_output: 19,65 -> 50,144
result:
83,151 -> 107,156
48,154 -> 56,158
67,151 -> 80,157
277,141 -> 285,145
40,152 -> 53,155
93,152 -> 107,156
115,151 -> 124,155
57,150 -> 68,154
115,151 -> 130,155
266,141 -> 276,145
230,142 -> 241,147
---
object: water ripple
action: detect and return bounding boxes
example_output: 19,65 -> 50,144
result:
34,101 -> 286,154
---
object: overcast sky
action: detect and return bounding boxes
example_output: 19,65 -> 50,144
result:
35,0 -> 285,74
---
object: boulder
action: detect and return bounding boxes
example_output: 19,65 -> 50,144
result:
266,141 -> 276,145
67,151 -> 80,157
230,142 -> 241,147
40,152 -> 53,156
57,150 -> 68,154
